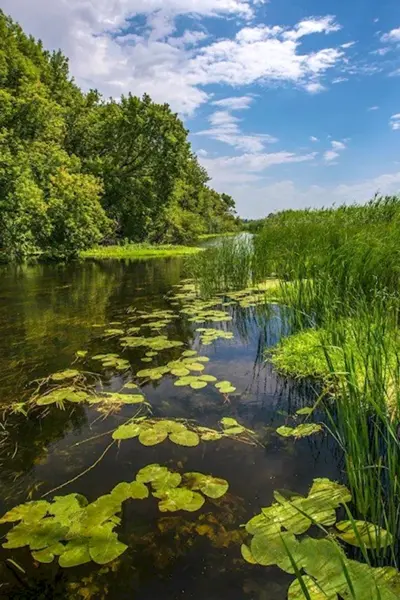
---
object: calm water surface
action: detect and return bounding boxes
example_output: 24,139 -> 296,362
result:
0,258 -> 341,599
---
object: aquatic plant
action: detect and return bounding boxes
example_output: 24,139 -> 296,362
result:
0,465 -> 229,568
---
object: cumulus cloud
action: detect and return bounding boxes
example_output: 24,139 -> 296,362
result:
381,27 -> 400,43
390,114 -> 400,130
324,150 -> 339,162
211,96 -> 254,110
1,2 -> 349,114
310,136 -> 319,142
368,106 -> 379,111
331,140 -> 346,151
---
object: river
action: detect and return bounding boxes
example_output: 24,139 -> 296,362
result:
0,257 -> 340,599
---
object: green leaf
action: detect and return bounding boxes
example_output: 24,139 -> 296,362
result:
76,351 -> 88,359
171,367 -> 191,377
32,543 -> 65,564
89,524 -> 128,565
288,576 -> 335,599
185,363 -> 205,372
50,369 -> 80,381
184,472 -> 229,499
335,520 -> 393,549
153,420 -> 187,433
199,375 -> 217,383
136,464 -> 169,484
296,407 -> 314,416
139,427 -> 168,446
0,501 -> 50,524
158,488 -> 205,513
169,430 -> 200,447
130,482 -> 149,500
59,538 -> 91,568
112,423 -> 141,440
251,531 -> 299,573
190,380 -> 208,390
241,544 -> 257,565
276,424 -> 323,439
181,350 -> 197,357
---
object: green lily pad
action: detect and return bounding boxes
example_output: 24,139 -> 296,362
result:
185,363 -> 205,372
215,381 -> 236,394
136,464 -> 169,484
36,387 -> 88,406
89,524 -> 128,565
181,350 -> 197,357
153,420 -> 187,433
139,428 -> 168,446
32,542 -> 65,564
276,424 -> 323,439
50,370 -> 80,382
199,375 -> 217,383
171,367 -> 191,377
199,429 -> 223,441
335,520 -> 393,549
241,543 -> 257,565
169,430 -> 200,447
158,488 -> 205,513
59,538 -> 91,568
0,501 -> 50,524
190,380 -> 208,390
185,473 -> 229,499
251,530 -> 299,573
296,407 -> 314,416
112,423 -> 141,441
288,576 -> 333,599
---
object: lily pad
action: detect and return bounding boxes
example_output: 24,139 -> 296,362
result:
171,367 -> 191,377
241,543 -> 257,565
89,524 -> 128,565
276,424 -> 323,439
158,488 -> 205,513
335,520 -> 393,549
185,472 -> 229,499
190,380 -> 208,390
215,381 -> 236,394
169,430 -> 200,447
139,428 -> 168,446
50,370 -> 80,382
59,539 -> 91,568
136,464 -> 169,484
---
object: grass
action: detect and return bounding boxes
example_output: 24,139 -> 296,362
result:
198,232 -> 239,241
80,244 -> 204,260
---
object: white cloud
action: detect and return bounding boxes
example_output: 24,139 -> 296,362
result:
196,105 -> 278,152
390,114 -> 400,130
212,96 -> 254,110
381,27 -> 400,43
371,47 -> 391,56
223,171 -> 400,218
199,151 -> 317,185
282,16 -> 341,41
1,2 -> 349,114
310,136 -> 319,142
304,82 -> 326,93
324,150 -> 339,162
332,76 -> 348,83
368,105 -> 379,111
331,140 -> 346,151
341,41 -> 356,49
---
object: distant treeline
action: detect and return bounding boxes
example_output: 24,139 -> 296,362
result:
0,11 -> 239,259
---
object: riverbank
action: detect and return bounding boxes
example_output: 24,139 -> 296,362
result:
80,243 -> 204,260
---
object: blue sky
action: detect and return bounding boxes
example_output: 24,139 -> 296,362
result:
3,0 -> 400,217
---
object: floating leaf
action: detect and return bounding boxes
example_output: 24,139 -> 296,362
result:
220,417 -> 245,433
288,576 -> 334,599
190,380 -> 207,390
103,329 -> 124,337
139,428 -> 168,446
199,374 -> 217,382
296,407 -> 314,416
112,423 -> 141,440
184,473 -> 229,499
153,420 -> 187,434
169,430 -> 200,447
50,370 -> 80,382
241,543 -> 257,565
89,523 -> 128,565
199,429 -> 223,441
181,350 -> 197,357
276,424 -> 323,439
0,501 -> 50,525
216,381 -> 236,393
251,530 -> 299,573
158,488 -> 205,513
335,520 -> 393,549
32,543 -> 65,564
36,387 -> 89,406
136,464 -> 169,484
123,382 -> 139,390
75,351 -> 88,359
59,538 -> 91,568
185,362 -> 205,372
171,367 -> 190,377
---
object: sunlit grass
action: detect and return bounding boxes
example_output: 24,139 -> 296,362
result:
81,244 -> 204,260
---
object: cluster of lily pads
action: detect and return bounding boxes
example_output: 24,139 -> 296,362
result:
92,354 -> 130,372
112,417 -> 251,446
196,328 -> 234,345
276,406 -> 322,439
0,464 -> 228,569
241,478 -> 399,599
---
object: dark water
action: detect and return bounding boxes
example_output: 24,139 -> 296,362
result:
0,259 -> 341,600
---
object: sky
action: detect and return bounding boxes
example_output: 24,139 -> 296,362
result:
2,0 -> 400,218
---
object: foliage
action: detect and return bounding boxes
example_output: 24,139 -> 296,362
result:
81,244 -> 203,260
0,11 -> 238,259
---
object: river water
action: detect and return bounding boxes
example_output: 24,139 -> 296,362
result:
0,258 -> 340,599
